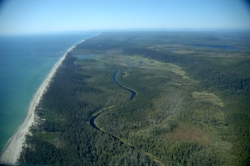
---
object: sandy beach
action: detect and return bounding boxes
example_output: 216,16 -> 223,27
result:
0,40 -> 85,165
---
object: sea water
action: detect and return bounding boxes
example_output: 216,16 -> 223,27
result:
0,33 -> 96,152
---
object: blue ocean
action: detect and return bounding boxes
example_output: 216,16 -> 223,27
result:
0,33 -> 96,152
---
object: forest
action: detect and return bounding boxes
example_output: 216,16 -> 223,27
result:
19,32 -> 250,166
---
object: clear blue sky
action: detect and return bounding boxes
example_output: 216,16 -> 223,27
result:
0,0 -> 250,34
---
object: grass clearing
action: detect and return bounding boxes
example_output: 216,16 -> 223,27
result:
74,51 -> 193,81
192,91 -> 224,107
34,132 -> 63,148
161,122 -> 210,146
172,50 -> 195,54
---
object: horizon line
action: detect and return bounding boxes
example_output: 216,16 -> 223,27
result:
1,28 -> 250,36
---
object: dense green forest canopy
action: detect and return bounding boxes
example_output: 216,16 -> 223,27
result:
19,31 -> 250,166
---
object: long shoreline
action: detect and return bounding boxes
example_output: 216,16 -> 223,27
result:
0,40 -> 85,165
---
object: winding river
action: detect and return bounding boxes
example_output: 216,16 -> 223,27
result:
112,69 -> 136,100
89,68 -> 136,129
89,69 -> 164,165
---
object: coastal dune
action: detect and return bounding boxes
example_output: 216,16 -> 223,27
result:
0,40 -> 84,165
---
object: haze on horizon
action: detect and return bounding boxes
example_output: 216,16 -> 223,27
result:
0,0 -> 250,35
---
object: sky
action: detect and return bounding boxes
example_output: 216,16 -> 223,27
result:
0,0 -> 250,35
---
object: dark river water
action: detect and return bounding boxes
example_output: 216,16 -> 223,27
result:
88,69 -> 163,164
90,68 -> 136,129
112,69 -> 136,100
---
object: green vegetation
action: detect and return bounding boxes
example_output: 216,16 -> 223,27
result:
19,32 -> 250,165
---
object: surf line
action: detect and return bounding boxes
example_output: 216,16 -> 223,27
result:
89,69 -> 165,165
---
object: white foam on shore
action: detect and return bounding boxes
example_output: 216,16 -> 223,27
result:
0,40 -> 85,165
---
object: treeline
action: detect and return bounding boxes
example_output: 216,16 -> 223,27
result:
77,32 -> 250,165
79,32 -> 250,96
123,47 -> 250,96
97,67 -> 225,165
121,46 -> 250,166
18,54 -> 158,166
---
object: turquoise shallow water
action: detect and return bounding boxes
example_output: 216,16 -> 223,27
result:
0,33 -> 96,152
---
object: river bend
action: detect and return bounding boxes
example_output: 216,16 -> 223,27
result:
90,68 -> 136,129
89,69 -> 164,165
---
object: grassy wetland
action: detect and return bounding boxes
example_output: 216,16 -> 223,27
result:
19,32 -> 250,166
